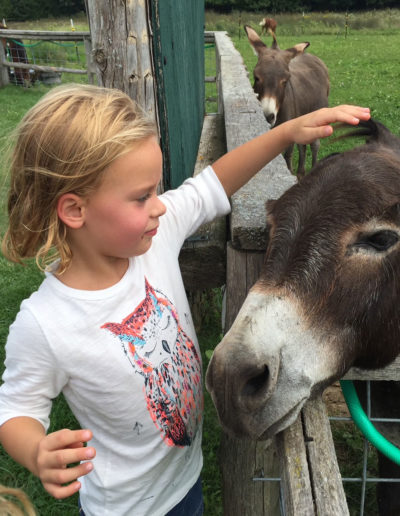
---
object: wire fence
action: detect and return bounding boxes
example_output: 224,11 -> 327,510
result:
3,34 -> 217,116
0,29 -> 93,87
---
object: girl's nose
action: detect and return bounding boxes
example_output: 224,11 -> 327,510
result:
152,196 -> 166,218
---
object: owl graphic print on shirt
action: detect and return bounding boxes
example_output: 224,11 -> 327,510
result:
101,279 -> 203,447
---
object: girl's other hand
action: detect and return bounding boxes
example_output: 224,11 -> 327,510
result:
35,428 -> 96,499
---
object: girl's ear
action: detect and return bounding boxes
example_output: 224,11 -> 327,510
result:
57,193 -> 86,229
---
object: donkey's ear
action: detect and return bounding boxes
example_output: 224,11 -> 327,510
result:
245,25 -> 268,56
284,42 -> 310,62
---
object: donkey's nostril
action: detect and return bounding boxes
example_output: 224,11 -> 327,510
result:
266,113 -> 275,125
242,365 -> 270,397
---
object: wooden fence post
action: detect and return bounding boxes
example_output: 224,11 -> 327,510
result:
83,37 -> 95,85
221,244 -> 280,515
0,40 -> 9,87
85,0 -> 157,122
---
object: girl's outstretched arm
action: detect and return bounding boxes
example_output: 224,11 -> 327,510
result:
212,105 -> 371,197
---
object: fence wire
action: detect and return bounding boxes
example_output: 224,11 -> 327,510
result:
3,35 -> 89,86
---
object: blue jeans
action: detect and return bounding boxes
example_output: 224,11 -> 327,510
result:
78,476 -> 204,516
166,476 -> 204,516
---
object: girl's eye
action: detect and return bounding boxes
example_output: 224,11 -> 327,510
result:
137,193 -> 151,203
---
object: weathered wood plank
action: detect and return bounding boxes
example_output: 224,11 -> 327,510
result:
84,39 -> 95,84
225,243 -> 265,329
0,40 -> 9,87
221,434 -> 280,516
0,29 -> 90,40
86,0 -> 157,122
302,398 -> 349,515
220,244 -> 280,515
277,416 -> 314,516
1,60 -> 87,75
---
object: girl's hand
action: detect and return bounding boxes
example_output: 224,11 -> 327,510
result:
286,105 -> 371,145
35,428 -> 96,499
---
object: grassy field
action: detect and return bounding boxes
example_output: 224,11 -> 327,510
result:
1,9 -> 399,516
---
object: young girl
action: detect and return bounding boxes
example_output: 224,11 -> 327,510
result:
0,83 -> 370,516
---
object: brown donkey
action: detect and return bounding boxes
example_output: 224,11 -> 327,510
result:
245,25 -> 329,179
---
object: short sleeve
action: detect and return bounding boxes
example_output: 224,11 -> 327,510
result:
159,166 -> 231,253
0,306 -> 68,431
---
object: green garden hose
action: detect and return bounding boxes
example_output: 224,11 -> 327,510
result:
340,379 -> 400,465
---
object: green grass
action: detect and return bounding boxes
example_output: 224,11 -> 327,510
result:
205,8 -> 400,37
331,421 -> 379,515
1,10 -> 399,515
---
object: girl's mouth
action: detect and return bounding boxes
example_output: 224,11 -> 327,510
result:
145,227 -> 158,237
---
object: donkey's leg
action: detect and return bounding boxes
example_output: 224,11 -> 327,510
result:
296,144 -> 306,179
283,144 -> 294,174
310,139 -> 320,168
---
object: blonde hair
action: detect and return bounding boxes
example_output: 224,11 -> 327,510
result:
1,83 -> 157,273
0,485 -> 36,516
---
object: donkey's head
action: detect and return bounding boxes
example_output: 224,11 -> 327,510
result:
206,120 -> 400,440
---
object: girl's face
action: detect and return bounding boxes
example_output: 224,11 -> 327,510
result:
82,137 -> 166,260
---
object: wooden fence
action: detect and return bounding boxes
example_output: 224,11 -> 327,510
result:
0,29 -> 95,87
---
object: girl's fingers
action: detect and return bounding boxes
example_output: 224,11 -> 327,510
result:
43,479 -> 82,500
43,429 -> 92,452
322,105 -> 370,126
37,428 -> 96,499
41,459 -> 94,487
45,445 -> 96,469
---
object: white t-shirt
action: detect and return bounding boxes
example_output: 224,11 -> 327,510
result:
0,166 -> 230,516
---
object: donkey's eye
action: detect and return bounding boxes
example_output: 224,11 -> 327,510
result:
354,230 -> 399,252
